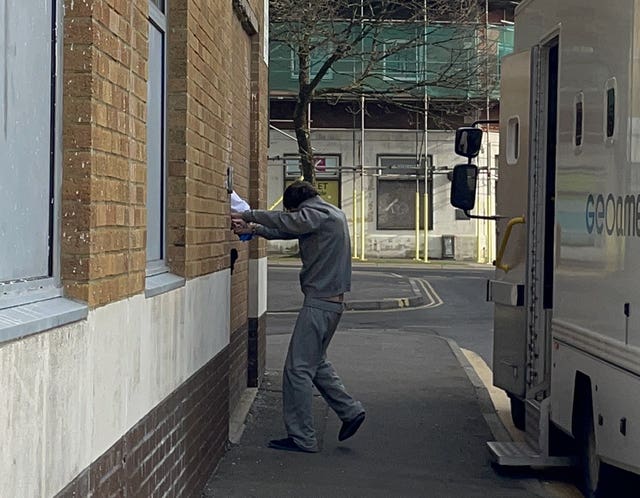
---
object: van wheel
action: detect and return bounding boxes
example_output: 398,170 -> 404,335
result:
578,405 -> 601,498
509,396 -> 526,431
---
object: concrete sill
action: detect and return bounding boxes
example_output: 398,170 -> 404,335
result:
0,297 -> 88,344
145,272 -> 185,298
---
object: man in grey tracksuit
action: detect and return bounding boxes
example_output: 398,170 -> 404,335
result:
231,180 -> 365,453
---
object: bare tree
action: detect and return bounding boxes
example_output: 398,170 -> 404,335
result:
271,0 -> 496,183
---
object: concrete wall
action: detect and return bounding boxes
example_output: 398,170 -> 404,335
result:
268,128 -> 499,260
1,272 -> 229,497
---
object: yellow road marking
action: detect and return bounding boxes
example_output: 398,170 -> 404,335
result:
461,349 -> 582,498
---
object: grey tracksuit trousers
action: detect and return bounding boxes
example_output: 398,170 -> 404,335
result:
283,297 -> 364,452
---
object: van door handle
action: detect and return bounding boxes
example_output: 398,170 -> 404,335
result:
494,216 -> 526,272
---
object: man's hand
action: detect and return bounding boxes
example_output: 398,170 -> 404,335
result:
231,211 -> 245,222
230,211 -> 247,232
231,218 -> 254,236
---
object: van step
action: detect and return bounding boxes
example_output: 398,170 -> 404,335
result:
487,441 -> 576,467
525,400 -> 542,451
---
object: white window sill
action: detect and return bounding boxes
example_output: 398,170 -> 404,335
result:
0,297 -> 88,344
145,272 -> 185,298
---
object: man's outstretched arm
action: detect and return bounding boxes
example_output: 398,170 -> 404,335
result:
239,207 -> 328,235
231,218 -> 297,240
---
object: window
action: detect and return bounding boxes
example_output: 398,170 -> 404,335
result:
506,116 -> 519,165
0,0 -> 59,303
147,1 -> 168,275
146,1 -> 182,297
283,155 -> 341,207
376,155 -> 433,230
383,39 -> 419,82
604,78 -> 616,141
495,26 -> 514,87
606,88 -> 615,137
574,92 -> 584,149
0,1 -> 86,340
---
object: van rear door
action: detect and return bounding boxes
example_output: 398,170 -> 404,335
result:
489,49 -> 536,398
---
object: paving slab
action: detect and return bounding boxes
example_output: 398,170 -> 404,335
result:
203,329 -> 544,498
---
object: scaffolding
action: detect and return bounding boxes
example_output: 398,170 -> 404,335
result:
267,147 -> 476,261
267,0 -> 505,263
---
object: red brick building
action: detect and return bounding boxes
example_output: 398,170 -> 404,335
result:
0,0 -> 268,495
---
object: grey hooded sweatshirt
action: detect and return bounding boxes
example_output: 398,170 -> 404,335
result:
241,196 -> 351,298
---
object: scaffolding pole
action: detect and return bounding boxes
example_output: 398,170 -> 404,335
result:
359,94 -> 366,261
353,170 -> 359,258
421,0 -> 429,262
487,170 -> 492,260
415,184 -> 420,260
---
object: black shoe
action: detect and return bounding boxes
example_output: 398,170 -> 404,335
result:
338,412 -> 366,441
267,437 -> 317,453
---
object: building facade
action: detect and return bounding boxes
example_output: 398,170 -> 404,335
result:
0,1 -> 269,496
268,127 -> 500,260
268,1 -> 515,260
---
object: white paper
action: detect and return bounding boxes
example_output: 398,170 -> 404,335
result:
230,191 -> 250,212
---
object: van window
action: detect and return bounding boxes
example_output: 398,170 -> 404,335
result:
606,87 -> 615,138
575,96 -> 583,148
506,116 -> 519,165
604,78 -> 617,142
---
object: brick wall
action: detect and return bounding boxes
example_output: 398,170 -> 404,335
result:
239,7 -> 268,394
56,349 -> 230,498
62,0 -> 267,307
249,25 -> 270,261
228,9 -> 252,343
166,1 -> 188,276
62,0 -> 148,308
56,0 -> 268,494
179,2 -> 241,279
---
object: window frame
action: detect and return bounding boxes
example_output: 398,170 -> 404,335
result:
0,0 -> 62,309
0,0 -> 88,342
145,1 -> 185,297
376,154 -> 433,231
282,154 -> 342,208
146,1 -> 169,277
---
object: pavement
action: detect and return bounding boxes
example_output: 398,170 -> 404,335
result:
202,259 -> 548,497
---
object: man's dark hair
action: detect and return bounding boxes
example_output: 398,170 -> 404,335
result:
283,180 -> 319,210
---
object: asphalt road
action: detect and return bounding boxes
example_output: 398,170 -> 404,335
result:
266,264 -> 585,497
267,265 -> 495,364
